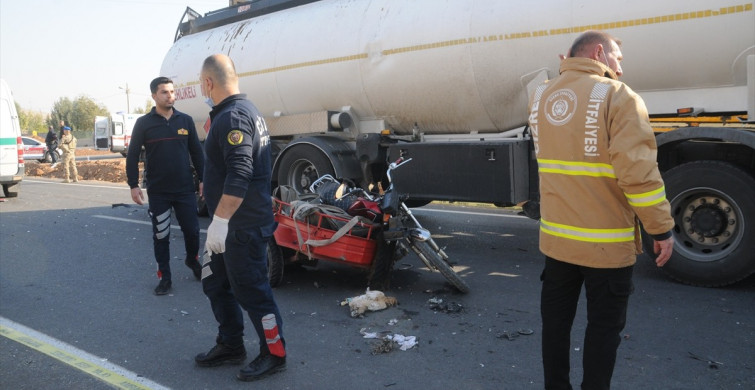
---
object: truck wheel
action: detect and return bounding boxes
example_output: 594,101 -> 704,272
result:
267,237 -> 285,288
2,183 -> 19,198
277,145 -> 334,194
643,161 -> 755,286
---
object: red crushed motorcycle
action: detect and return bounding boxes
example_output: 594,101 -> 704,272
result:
268,157 -> 470,293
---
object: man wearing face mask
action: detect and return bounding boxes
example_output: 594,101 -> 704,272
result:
126,77 -> 205,295
528,31 -> 674,389
194,54 -> 286,381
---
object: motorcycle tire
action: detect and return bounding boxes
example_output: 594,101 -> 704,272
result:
411,240 -> 469,293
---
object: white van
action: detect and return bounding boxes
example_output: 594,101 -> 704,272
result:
0,79 -> 24,197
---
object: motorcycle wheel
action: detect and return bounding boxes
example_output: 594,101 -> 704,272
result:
411,240 -> 469,293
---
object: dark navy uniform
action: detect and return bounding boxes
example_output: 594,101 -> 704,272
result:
202,94 -> 284,357
126,107 -> 204,283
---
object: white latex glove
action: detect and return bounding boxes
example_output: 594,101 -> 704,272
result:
205,216 -> 229,254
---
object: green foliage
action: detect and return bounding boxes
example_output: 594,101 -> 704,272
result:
15,101 -> 48,136
50,97 -> 74,129
133,99 -> 154,114
49,95 -> 108,131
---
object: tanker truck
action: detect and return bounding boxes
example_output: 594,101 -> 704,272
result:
161,0 -> 755,287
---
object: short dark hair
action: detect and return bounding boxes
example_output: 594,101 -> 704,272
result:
150,77 -> 173,94
568,31 -> 622,58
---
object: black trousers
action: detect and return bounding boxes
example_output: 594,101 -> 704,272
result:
541,256 -> 634,390
147,191 -> 200,281
201,226 -> 285,356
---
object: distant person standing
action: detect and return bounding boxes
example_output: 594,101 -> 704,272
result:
126,76 -> 204,296
45,125 -> 59,166
194,54 -> 286,381
59,127 -> 78,183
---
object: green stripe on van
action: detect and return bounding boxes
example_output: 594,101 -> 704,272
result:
0,138 -> 18,145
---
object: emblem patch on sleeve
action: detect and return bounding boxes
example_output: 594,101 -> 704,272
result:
227,130 -> 244,145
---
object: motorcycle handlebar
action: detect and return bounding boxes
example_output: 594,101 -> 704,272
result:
387,157 -> 412,183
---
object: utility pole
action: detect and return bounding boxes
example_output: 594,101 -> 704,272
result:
119,83 -> 131,113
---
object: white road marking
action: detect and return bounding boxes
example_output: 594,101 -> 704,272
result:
93,215 -> 208,234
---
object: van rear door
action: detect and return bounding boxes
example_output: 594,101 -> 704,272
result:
0,87 -> 22,179
94,116 -> 109,150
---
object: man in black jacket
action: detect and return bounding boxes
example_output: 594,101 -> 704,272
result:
194,54 -> 286,382
44,125 -> 58,166
126,77 -> 204,295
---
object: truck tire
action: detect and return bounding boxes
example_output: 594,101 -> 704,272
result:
2,183 -> 19,198
267,237 -> 285,288
277,145 -> 335,194
643,161 -> 755,286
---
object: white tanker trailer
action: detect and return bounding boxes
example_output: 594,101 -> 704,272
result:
161,0 -> 755,287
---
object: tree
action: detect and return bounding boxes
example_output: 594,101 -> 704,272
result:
133,99 -> 154,114
16,102 -> 48,136
49,95 -> 108,134
50,97 -> 74,130
70,95 -> 109,131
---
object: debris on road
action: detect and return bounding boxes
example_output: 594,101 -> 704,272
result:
341,288 -> 398,317
688,351 -> 723,369
497,329 -> 534,341
360,328 -> 418,353
427,297 -> 463,314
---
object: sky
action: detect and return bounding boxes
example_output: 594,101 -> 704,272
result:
0,0 -> 229,115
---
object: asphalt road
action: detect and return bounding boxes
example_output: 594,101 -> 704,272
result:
1,178 -> 753,389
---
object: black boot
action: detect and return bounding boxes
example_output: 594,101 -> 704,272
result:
237,353 -> 286,381
154,280 -> 172,295
195,337 -> 247,367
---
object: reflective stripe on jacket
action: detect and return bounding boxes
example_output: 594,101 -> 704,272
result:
528,57 -> 674,268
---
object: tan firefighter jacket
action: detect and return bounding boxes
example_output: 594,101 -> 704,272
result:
528,57 -> 674,268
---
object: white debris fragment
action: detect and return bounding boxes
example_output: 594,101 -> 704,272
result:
359,329 -> 417,351
387,334 -> 417,351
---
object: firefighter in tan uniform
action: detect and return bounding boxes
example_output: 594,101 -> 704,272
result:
59,126 -> 78,183
528,31 -> 674,390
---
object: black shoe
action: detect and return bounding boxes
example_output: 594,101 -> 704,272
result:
237,354 -> 286,381
154,280 -> 172,295
185,257 -> 202,280
195,341 -> 247,367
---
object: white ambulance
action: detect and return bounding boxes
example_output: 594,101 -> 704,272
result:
0,79 -> 23,197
